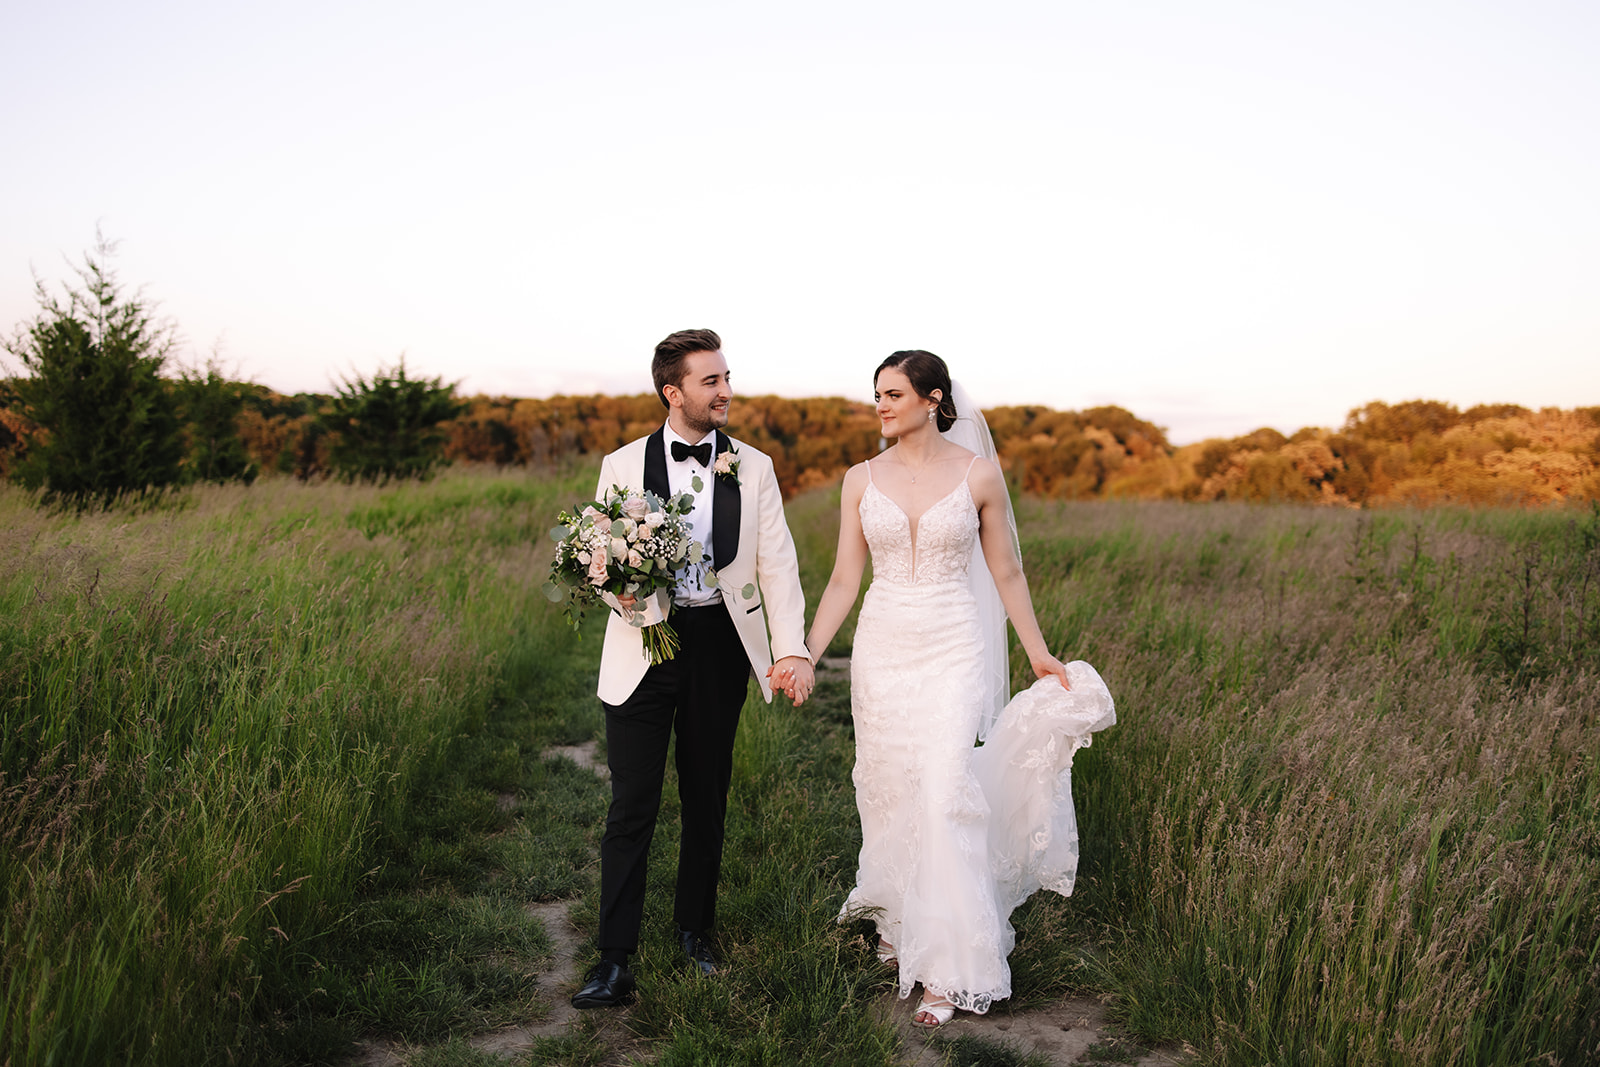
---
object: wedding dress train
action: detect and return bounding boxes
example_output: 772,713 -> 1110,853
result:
841,459 -> 1115,1012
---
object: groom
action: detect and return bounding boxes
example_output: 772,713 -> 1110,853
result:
571,328 -> 815,1008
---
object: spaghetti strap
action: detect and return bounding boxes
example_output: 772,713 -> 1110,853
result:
963,455 -> 980,482
865,458 -> 876,485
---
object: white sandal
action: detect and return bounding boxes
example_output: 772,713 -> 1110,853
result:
912,991 -> 956,1028
877,938 -> 898,968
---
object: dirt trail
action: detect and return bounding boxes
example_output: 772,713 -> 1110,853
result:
469,740 -> 637,1061
491,727 -> 1187,1066
353,690 -> 1192,1066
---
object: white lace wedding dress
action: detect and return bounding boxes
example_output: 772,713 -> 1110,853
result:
841,459 -> 1116,1012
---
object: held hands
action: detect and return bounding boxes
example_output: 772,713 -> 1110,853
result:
767,656 -> 815,705
1031,651 -> 1072,691
612,594 -> 814,701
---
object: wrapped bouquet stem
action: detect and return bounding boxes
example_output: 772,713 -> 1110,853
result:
543,486 -> 703,665
599,588 -> 678,662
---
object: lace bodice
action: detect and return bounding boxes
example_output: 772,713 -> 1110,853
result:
859,461 -> 980,585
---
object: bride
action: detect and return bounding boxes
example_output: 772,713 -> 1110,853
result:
799,350 -> 1115,1027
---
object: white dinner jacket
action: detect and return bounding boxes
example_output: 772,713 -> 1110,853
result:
593,429 -> 809,705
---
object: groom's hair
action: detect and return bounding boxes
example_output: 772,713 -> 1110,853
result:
877,350 -> 958,432
652,329 -> 723,408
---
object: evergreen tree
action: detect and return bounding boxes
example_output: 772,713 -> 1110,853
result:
1,238 -> 183,507
323,360 -> 462,483
173,360 -> 258,484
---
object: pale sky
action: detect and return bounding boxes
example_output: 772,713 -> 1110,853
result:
3,0 -> 1597,443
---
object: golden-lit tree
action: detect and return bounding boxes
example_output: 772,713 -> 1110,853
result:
15,366 -> 1594,507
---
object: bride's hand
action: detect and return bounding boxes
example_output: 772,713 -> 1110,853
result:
1031,652 -> 1071,690
767,656 -> 814,704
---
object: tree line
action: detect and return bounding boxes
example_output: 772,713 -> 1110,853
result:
0,240 -> 462,507
5,243 -> 1597,508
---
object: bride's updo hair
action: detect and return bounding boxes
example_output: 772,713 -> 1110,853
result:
875,350 -> 957,432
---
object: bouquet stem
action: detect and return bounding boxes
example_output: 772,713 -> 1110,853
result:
641,621 -> 680,665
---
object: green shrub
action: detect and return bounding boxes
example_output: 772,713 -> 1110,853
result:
173,360 -> 258,485
324,360 -> 463,483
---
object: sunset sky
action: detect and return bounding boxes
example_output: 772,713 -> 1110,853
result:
2,0 -> 1596,443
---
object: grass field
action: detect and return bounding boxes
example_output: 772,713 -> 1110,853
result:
2,469 -> 1596,1066
1010,498 -> 1599,1065
0,468 -> 599,1064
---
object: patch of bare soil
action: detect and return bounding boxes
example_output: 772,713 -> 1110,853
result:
882,990 -> 1192,1066
545,741 -> 610,781
345,1037 -> 405,1066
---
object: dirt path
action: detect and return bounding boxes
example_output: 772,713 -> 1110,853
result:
352,694 -> 1192,1066
480,728 -> 1187,1067
468,741 -> 644,1063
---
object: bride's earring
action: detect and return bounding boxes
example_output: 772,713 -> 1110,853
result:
927,407 -> 935,424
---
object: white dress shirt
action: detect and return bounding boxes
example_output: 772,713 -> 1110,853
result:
662,421 -> 722,607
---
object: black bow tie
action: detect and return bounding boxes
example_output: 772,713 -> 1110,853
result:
671,440 -> 713,467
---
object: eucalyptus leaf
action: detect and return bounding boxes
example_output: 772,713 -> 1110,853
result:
541,581 -> 564,603
549,525 -> 571,542
705,569 -> 719,588
691,474 -> 704,494
742,583 -> 757,600
612,518 -> 628,537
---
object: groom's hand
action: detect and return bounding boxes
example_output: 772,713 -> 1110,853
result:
768,656 -> 815,705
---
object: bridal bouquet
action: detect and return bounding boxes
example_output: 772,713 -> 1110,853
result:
542,485 -> 704,664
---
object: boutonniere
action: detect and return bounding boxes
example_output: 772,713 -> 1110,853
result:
713,448 -> 741,486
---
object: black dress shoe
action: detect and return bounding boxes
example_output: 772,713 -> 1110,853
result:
571,960 -> 635,1008
679,927 -> 718,976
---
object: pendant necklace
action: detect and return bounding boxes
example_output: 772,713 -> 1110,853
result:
904,446 -> 936,484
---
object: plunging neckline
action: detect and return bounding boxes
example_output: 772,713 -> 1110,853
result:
866,479 -> 969,536
863,480 -> 973,580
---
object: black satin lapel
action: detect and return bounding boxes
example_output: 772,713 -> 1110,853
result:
712,429 -> 740,569
644,429 -> 669,501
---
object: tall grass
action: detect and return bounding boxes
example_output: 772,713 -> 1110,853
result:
0,467 -> 590,1065
1015,500 -> 1600,1065
6,467 -> 1596,1066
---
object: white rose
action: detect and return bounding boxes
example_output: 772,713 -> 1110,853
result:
644,511 -> 664,528
621,495 -> 649,521
577,550 -> 591,564
627,549 -> 643,568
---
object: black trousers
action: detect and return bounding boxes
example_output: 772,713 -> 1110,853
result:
597,603 -> 752,957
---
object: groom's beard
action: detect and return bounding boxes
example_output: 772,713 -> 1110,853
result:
680,399 -> 729,437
